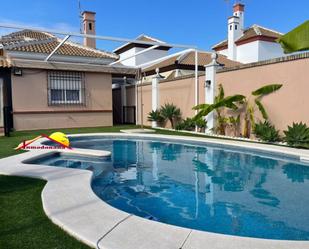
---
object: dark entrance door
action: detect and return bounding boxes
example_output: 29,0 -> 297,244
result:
123,106 -> 136,124
112,88 -> 122,125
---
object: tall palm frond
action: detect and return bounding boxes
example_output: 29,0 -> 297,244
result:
252,84 -> 282,121
252,84 -> 282,96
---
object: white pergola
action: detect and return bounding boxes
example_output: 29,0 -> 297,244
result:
0,23 -> 200,128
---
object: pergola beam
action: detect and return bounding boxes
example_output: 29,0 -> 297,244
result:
0,23 -> 196,49
110,45 -> 159,65
0,23 -> 201,128
44,35 -> 71,62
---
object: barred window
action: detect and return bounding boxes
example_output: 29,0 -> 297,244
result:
47,71 -> 85,105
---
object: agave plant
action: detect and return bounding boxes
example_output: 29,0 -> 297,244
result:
175,118 -> 195,131
160,103 -> 182,129
284,122 -> 309,149
254,121 -> 281,142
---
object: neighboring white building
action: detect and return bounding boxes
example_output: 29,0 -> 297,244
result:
212,3 -> 285,63
113,34 -> 171,66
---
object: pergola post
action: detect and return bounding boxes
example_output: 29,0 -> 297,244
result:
151,68 -> 161,128
204,53 -> 219,134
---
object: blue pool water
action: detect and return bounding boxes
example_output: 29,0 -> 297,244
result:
31,137 -> 309,240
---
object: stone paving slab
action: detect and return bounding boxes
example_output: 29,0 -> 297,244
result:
98,215 -> 190,249
182,230 -> 309,249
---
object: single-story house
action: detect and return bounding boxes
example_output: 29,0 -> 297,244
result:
0,11 -> 136,132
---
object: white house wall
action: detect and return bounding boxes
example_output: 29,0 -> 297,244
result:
217,49 -> 228,57
135,47 -> 168,66
258,40 -> 285,61
119,47 -> 168,67
236,41 -> 260,63
118,47 -> 137,66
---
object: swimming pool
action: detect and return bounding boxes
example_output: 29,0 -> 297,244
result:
31,136 -> 309,240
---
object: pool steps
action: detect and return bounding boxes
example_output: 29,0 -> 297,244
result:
56,148 -> 111,158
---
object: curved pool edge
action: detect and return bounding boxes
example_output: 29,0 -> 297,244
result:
0,133 -> 309,249
68,132 -> 309,162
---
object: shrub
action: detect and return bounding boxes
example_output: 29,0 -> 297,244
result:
160,103 -> 181,129
284,122 -> 309,149
176,117 -> 207,132
147,110 -> 164,123
254,121 -> 280,142
175,118 -> 195,131
195,117 -> 207,132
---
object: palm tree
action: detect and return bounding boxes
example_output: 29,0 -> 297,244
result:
228,114 -> 241,137
252,84 -> 282,120
147,110 -> 164,124
160,103 -> 182,129
193,84 -> 245,135
243,84 -> 282,137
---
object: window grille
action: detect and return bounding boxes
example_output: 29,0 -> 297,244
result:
47,71 -> 86,105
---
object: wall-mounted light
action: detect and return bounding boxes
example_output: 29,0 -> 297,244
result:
205,80 -> 211,88
13,67 -> 22,76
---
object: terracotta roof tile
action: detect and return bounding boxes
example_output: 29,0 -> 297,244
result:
179,51 -> 242,67
236,25 -> 282,43
212,40 -> 228,50
2,29 -> 55,41
143,51 -> 242,73
212,25 -> 282,50
0,29 -> 118,60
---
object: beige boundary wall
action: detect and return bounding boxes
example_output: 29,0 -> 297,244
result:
11,69 -> 113,130
135,53 -> 309,132
136,74 -> 205,128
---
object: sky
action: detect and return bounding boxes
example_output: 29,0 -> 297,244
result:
0,0 -> 308,52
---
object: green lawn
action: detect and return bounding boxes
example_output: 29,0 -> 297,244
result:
0,125 -> 137,249
0,125 -> 138,159
0,176 -> 91,249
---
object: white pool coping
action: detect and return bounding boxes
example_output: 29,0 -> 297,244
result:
0,133 -> 309,249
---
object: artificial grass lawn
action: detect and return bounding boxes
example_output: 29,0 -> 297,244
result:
0,176 -> 91,249
0,125 -> 138,159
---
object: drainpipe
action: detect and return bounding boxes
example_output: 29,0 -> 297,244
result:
204,53 -> 219,134
151,68 -> 161,128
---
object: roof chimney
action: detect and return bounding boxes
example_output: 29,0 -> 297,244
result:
233,3 -> 245,30
233,3 -> 245,12
227,3 -> 245,61
82,11 -> 96,48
